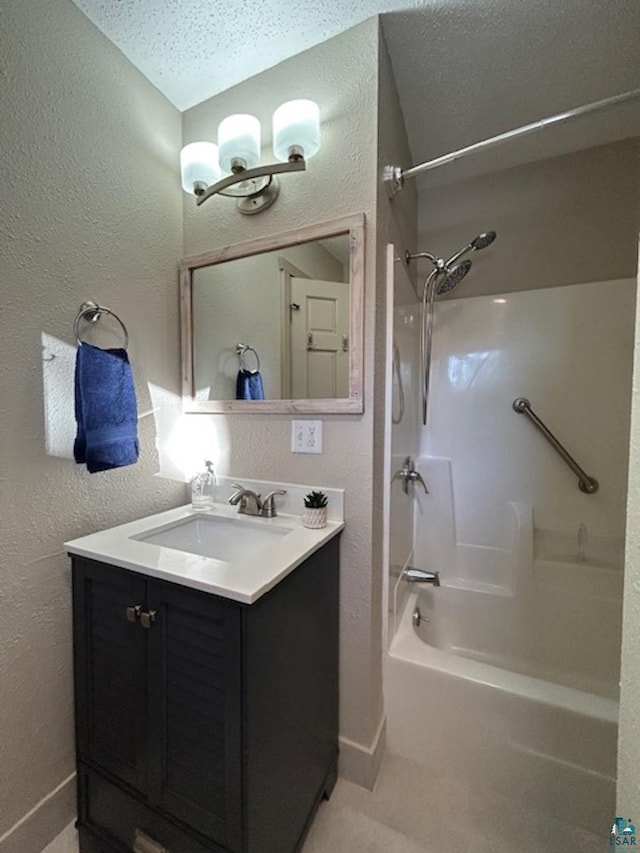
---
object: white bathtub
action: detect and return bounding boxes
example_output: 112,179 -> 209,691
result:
413,574 -> 621,700
384,592 -> 617,836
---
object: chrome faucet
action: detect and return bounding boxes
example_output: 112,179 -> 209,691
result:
261,489 -> 288,517
403,567 -> 440,586
229,485 -> 262,516
228,483 -> 287,518
394,456 -> 429,495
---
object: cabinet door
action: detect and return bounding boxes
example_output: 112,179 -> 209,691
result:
73,558 -> 148,792
145,580 -> 243,852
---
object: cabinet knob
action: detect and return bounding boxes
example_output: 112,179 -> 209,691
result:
126,605 -> 142,623
140,609 -> 157,629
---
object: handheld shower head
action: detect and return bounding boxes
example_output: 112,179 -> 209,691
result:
445,230 -> 497,267
470,231 -> 497,251
407,229 -> 497,427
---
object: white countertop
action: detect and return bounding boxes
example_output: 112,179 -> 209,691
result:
65,503 -> 343,604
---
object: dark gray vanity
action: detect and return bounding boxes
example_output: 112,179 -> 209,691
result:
71,533 -> 340,853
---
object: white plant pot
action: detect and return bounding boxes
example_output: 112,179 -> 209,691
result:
302,507 -> 327,529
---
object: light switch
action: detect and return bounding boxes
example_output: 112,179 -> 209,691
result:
291,420 -> 323,454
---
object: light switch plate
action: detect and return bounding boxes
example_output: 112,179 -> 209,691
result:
291,420 -> 323,454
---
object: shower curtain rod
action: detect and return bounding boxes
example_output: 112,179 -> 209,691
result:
384,87 -> 640,196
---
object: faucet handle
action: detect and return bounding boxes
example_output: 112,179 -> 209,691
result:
261,489 -> 287,518
229,483 -> 253,509
394,457 -> 429,495
229,482 -> 248,501
408,469 -> 429,494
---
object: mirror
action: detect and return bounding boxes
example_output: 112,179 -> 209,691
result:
180,214 -> 365,413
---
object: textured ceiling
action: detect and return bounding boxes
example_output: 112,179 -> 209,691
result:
69,0 -> 426,111
382,0 -> 640,187
71,0 -> 639,183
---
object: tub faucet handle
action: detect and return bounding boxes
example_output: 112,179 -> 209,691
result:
395,456 -> 429,495
408,468 -> 429,494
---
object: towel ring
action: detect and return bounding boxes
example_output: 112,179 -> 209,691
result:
74,300 -> 129,350
236,343 -> 260,372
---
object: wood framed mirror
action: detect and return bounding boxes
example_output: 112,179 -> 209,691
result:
180,214 -> 365,414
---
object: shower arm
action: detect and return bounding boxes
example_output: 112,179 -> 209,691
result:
384,87 -> 640,196
512,397 -> 599,494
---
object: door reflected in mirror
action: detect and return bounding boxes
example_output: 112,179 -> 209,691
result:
192,235 -> 350,401
180,215 -> 364,414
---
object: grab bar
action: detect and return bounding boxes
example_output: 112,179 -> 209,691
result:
512,397 -> 598,494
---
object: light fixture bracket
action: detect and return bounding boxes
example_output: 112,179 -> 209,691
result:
235,176 -> 280,215
196,158 -> 306,209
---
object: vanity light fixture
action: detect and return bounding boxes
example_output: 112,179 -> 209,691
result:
180,99 -> 321,215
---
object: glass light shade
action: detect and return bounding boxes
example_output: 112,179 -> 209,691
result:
180,142 -> 221,194
218,114 -> 261,172
272,99 -> 321,162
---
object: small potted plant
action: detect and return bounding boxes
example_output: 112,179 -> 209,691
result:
303,490 -> 328,529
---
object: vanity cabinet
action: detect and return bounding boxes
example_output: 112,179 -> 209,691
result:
72,536 -> 339,853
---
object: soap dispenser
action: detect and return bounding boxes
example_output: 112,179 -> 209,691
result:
191,460 -> 216,510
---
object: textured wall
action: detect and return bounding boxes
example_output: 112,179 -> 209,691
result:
0,0 -> 184,848
618,240 -> 640,813
182,19 -> 384,763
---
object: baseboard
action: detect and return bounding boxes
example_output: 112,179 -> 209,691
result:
0,774 -> 76,853
338,714 -> 386,790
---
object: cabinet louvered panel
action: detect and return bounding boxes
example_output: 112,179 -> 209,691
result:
73,538 -> 340,853
146,581 -> 243,852
73,559 -> 147,792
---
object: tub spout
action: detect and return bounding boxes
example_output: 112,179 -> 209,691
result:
403,567 -> 440,586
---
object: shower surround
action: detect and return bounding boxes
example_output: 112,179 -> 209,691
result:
385,275 -> 635,838
419,278 -> 635,548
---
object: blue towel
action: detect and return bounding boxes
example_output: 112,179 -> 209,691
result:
74,342 -> 139,473
236,369 -> 265,400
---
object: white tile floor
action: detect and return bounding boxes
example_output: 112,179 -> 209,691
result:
42,752 -> 606,853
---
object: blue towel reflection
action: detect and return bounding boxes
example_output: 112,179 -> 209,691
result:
236,370 -> 265,400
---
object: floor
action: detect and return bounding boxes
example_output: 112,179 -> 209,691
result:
41,752 -> 605,853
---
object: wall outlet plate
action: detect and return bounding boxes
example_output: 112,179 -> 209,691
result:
291,420 -> 323,454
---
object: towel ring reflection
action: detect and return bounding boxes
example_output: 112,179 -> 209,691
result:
236,343 -> 260,372
74,300 -> 129,350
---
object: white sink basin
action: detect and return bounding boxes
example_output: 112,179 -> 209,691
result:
132,514 -> 293,562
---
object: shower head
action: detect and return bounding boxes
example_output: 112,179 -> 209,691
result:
435,259 -> 472,294
445,230 -> 497,267
413,229 -> 496,427
408,229 -> 496,299
470,231 -> 497,251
